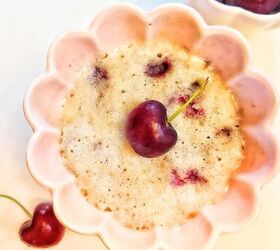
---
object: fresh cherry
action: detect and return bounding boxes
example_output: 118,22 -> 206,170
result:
126,79 -> 208,158
224,0 -> 280,14
19,202 -> 65,248
0,194 -> 65,248
125,100 -> 178,158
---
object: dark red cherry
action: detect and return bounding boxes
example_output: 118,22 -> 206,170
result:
126,100 -> 178,158
19,202 -> 65,248
225,0 -> 280,14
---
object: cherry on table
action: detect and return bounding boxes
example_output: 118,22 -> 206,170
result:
0,194 -> 65,248
19,202 -> 65,248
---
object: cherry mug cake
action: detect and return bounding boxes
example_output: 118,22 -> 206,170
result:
60,40 -> 244,230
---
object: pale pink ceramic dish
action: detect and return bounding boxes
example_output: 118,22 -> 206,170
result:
24,3 -> 279,250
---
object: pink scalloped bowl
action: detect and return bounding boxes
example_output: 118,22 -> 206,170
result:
24,3 -> 279,250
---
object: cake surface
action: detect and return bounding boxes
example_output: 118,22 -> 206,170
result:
60,40 -> 244,230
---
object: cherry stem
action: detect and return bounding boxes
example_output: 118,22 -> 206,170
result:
167,77 -> 209,124
0,194 -> 32,218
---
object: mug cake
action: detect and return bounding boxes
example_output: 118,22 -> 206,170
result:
60,40 -> 244,230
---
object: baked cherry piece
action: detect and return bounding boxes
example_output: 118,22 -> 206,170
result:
145,59 -> 172,78
19,202 -> 65,248
171,168 -> 207,187
126,100 -> 178,158
225,0 -> 280,14
177,94 -> 204,119
91,65 -> 108,84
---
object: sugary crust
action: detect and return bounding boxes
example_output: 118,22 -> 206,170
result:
60,40 -> 243,230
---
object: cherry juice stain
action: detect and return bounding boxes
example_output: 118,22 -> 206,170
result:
177,94 -> 204,119
216,127 -> 232,137
91,65 -> 108,83
171,168 -> 207,187
145,59 -> 172,78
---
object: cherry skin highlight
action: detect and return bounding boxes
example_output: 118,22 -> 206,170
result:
19,202 -> 65,248
225,0 -> 280,14
126,100 -> 178,158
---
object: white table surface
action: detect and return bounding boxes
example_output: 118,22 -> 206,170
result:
0,1 -> 279,249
